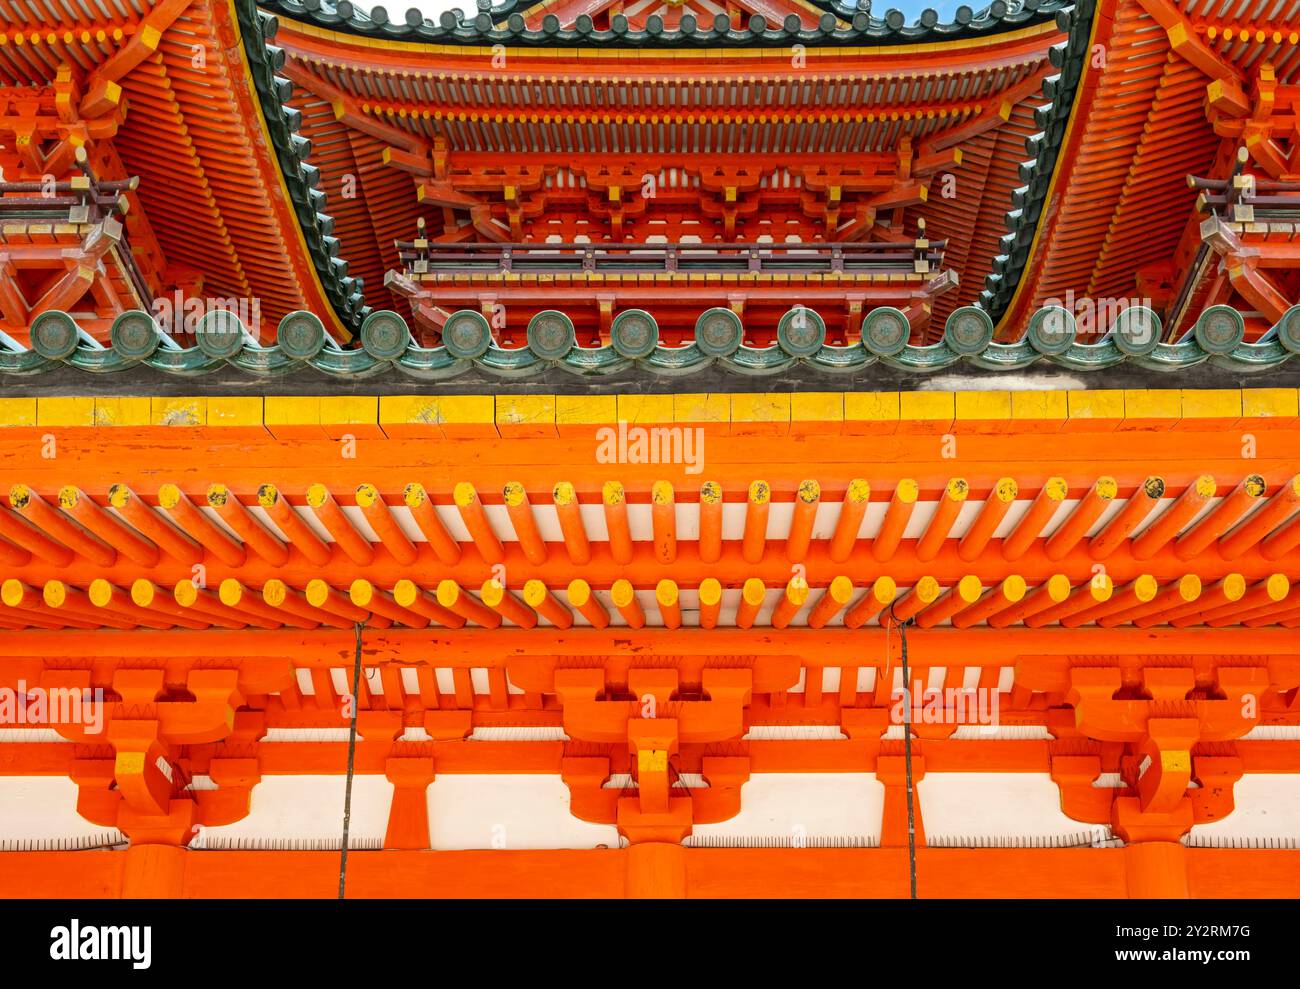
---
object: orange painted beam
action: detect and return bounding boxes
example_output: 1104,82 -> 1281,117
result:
0,846 -> 1296,899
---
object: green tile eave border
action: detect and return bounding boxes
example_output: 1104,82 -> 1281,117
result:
7,302 -> 1300,381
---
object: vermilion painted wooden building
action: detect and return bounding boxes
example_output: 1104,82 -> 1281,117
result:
0,0 -> 1297,899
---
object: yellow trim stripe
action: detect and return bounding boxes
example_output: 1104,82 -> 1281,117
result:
3,388 -> 1295,436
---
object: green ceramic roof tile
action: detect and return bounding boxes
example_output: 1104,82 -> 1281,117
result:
238,4 -> 369,333
8,303 -> 1299,381
257,0 -> 1071,48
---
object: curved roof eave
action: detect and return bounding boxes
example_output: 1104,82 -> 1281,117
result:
979,0 -> 1096,328
237,0 -> 370,336
256,0 -> 1072,48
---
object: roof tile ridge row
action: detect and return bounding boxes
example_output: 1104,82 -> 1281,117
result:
256,0 -> 1071,47
9,301 -> 1299,380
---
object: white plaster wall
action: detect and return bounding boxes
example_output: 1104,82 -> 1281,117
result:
427,774 -> 619,850
1189,775 -> 1300,842
919,772 -> 1095,842
690,773 -> 884,842
0,776 -> 121,843
195,775 -> 393,846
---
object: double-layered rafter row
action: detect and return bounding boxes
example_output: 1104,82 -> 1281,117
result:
2,469 -> 1299,629
0,382 -> 1296,899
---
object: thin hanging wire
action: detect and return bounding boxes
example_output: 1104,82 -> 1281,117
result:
338,621 -> 366,899
887,606 -> 919,900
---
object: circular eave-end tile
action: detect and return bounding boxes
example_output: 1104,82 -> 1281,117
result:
862,306 -> 912,358
1110,306 -> 1162,357
1276,305 -> 1300,354
527,310 -> 576,361
777,306 -> 826,358
694,307 -> 743,357
1027,305 -> 1077,356
1193,304 -> 1245,356
610,309 -> 660,360
195,309 -> 249,360
29,310 -> 81,361
441,310 -> 493,361
943,306 -> 994,356
276,310 -> 327,361
360,309 -> 413,361
109,310 -> 163,361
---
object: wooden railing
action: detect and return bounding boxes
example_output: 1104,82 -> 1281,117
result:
396,240 -> 945,276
